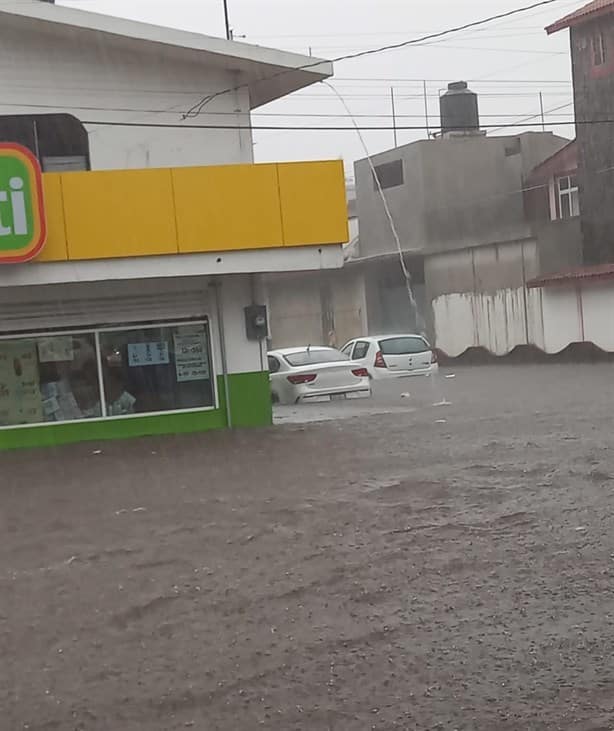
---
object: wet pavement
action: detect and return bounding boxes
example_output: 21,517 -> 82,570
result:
3,364 -> 614,730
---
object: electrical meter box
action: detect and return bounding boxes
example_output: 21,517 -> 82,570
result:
244,305 -> 269,341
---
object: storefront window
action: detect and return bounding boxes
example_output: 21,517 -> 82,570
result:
0,333 -> 100,426
98,322 -> 214,416
0,320 -> 215,428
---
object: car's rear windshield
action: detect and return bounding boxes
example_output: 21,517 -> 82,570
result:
379,337 -> 430,355
283,349 -> 349,367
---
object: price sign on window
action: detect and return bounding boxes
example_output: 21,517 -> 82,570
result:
127,341 -> 170,367
174,330 -> 210,382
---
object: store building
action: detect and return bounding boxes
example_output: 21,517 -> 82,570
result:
0,3 -> 348,450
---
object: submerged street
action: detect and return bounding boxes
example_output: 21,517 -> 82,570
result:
3,364 -> 614,730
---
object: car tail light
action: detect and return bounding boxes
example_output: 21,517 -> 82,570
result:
374,351 -> 386,368
287,374 -> 317,385
431,350 -> 438,364
352,367 -> 369,378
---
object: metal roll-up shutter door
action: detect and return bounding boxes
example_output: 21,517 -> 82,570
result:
0,278 -> 210,333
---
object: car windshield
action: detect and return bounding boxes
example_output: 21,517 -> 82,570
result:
283,349 -> 349,367
379,337 -> 429,355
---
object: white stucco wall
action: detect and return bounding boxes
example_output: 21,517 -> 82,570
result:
541,283 -> 614,354
433,280 -> 614,357
0,17 -> 254,169
432,287 -> 545,357
213,275 -> 265,376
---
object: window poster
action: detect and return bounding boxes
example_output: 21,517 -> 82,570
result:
127,341 -> 170,367
0,341 -> 43,425
174,329 -> 210,383
37,336 -> 74,363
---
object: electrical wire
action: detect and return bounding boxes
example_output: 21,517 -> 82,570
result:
0,99 -> 575,120
82,119 -> 588,131
323,81 -> 421,331
183,0 -> 568,118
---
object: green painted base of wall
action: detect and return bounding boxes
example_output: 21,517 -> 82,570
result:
0,372 -> 272,451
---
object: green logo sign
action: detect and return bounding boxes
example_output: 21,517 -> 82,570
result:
0,143 -> 46,264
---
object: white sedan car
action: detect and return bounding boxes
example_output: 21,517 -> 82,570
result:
268,346 -> 371,404
340,334 -> 439,380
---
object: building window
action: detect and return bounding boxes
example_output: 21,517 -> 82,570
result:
557,175 -> 580,219
0,320 -> 214,428
373,159 -> 404,190
592,31 -> 607,66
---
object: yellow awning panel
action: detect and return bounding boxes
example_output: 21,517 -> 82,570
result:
33,160 -> 348,263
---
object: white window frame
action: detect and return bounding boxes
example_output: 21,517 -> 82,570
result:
0,318 -> 218,431
557,175 -> 580,219
592,30 -> 607,67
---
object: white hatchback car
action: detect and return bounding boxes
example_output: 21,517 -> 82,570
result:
268,346 -> 371,404
340,334 -> 439,380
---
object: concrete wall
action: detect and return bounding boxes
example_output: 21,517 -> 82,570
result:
426,228 -> 584,356
432,287 -> 546,357
425,239 -> 539,301
267,273 -> 323,348
541,282 -> 614,353
363,260 -> 427,336
570,21 -> 614,264
331,269 -> 369,346
266,268 -> 368,349
427,239 -> 540,355
354,132 -> 569,260
0,14 -> 254,170
535,217 -> 583,276
354,143 -> 426,259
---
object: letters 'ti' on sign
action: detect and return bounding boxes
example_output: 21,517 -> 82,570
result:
0,143 -> 46,264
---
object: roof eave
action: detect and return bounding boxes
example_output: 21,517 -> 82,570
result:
546,3 -> 614,34
0,2 -> 332,107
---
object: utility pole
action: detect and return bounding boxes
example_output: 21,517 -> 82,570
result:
423,80 -> 431,139
391,86 -> 398,148
539,91 -> 546,132
223,0 -> 232,40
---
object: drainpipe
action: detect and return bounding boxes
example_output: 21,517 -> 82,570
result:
210,280 -> 232,429
250,273 -> 267,370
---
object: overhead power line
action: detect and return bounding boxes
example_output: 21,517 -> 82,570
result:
183,0 -> 567,118
0,100 -> 573,117
81,119 -> 591,132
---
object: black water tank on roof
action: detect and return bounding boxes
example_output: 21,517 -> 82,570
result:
440,81 -> 480,135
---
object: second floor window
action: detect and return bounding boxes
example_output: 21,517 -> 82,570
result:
557,175 -> 580,219
592,31 -> 607,66
373,159 -> 404,190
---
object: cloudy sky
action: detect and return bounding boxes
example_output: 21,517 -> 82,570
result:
56,0 -> 582,174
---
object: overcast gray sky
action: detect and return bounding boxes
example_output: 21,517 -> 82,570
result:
58,0 -> 581,175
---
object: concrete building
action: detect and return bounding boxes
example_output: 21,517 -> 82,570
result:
265,78 -> 586,358
0,1 -> 348,449
547,0 -> 614,265
353,94 -> 578,352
